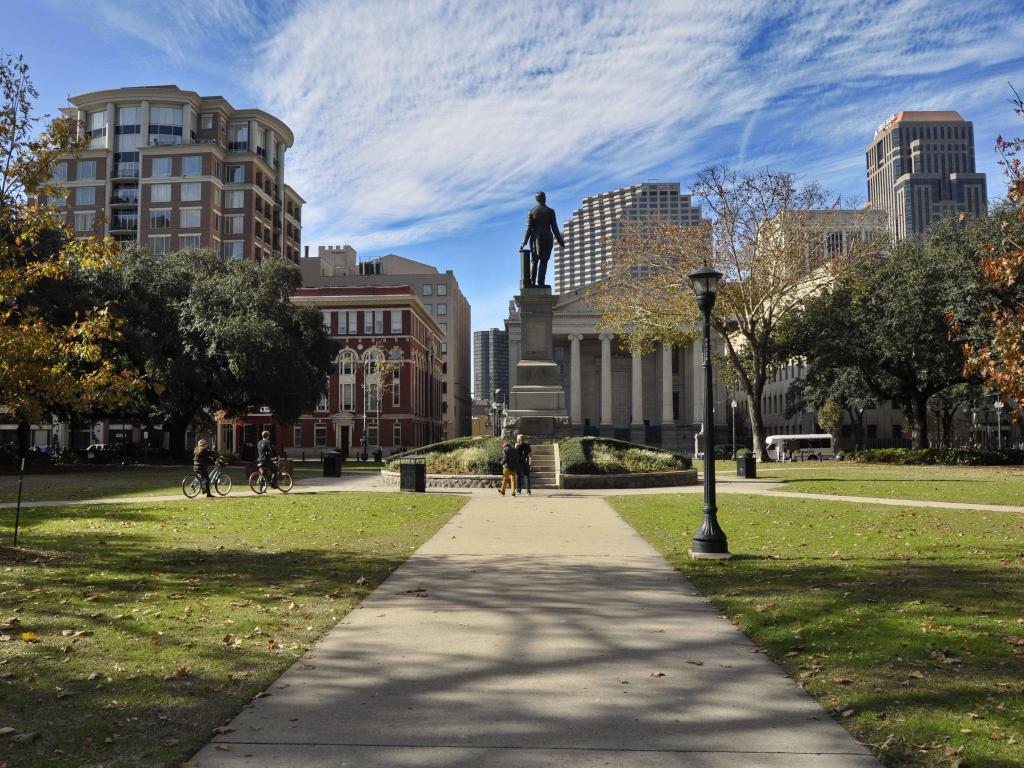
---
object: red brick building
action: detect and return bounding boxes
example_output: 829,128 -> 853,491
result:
216,286 -> 445,457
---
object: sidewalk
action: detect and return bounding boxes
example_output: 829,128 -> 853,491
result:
190,494 -> 879,767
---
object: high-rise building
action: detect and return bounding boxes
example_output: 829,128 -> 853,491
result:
48,85 -> 302,262
553,182 -> 702,294
473,328 -> 509,403
301,246 -> 472,439
866,111 -> 987,239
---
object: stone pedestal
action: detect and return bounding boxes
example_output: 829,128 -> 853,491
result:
505,286 -> 568,439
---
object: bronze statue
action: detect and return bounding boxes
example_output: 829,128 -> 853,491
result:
520,191 -> 564,288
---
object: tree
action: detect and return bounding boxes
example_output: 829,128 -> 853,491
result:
791,214 -> 994,448
784,367 -> 874,449
93,249 -> 332,458
361,344 -> 400,453
815,400 -> 843,447
0,54 -> 140,450
590,166 -> 883,460
964,87 -> 1024,405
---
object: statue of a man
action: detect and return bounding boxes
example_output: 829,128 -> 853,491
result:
520,191 -> 564,288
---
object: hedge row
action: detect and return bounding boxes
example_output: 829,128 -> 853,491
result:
386,436 -> 503,474
559,437 -> 691,475
844,447 -> 1024,466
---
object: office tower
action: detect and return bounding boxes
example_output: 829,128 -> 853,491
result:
48,85 -> 302,261
867,111 -> 987,238
473,328 -> 509,403
553,182 -> 702,294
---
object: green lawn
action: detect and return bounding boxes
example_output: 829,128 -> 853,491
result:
612,493 -> 1024,768
0,492 -> 465,767
758,461 -> 1024,506
0,461 -> 385,504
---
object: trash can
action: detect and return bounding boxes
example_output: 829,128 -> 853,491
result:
399,454 -> 426,493
373,449 -> 383,463
322,450 -> 342,478
737,454 -> 756,479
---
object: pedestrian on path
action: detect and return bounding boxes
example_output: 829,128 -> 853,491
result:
515,433 -> 532,495
498,438 -> 518,496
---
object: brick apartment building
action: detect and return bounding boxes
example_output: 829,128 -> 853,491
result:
215,286 -> 445,458
47,85 -> 303,262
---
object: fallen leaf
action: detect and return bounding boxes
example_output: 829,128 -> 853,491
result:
833,677 -> 853,685
19,632 -> 39,643
686,660 -> 705,666
649,672 -> 667,678
841,709 -> 855,718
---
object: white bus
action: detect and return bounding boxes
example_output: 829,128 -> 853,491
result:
765,434 -> 834,461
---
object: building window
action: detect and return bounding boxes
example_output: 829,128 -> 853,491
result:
148,235 -> 171,255
317,389 -> 328,412
392,367 -> 401,406
422,284 -> 433,296
227,164 -> 245,183
223,240 -> 244,260
225,190 -> 244,208
228,124 -> 248,151
182,155 -> 202,176
437,303 -> 448,316
73,211 -> 95,232
214,188 -> 222,207
152,157 -> 172,177
49,193 -> 65,207
322,311 -> 332,333
179,234 -> 201,250
180,208 -> 201,228
367,425 -> 378,448
341,382 -> 354,411
150,183 -> 171,203
374,310 -> 384,334
149,208 -> 171,228
181,182 -> 201,201
201,113 -> 214,130
77,160 -> 96,180
148,106 -> 183,145
441,342 -> 447,354
292,423 -> 302,446
51,161 -> 68,182
426,304 -> 433,315
313,424 -> 327,446
390,309 -> 402,334
437,284 -> 447,295
364,311 -> 373,335
347,311 -> 358,334
86,111 -> 106,148
75,186 -> 96,206
340,351 -> 356,376
393,422 -> 402,447
225,214 -> 245,234
439,322 -> 447,332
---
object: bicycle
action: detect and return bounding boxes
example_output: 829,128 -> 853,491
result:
182,460 -> 233,498
248,464 -> 293,494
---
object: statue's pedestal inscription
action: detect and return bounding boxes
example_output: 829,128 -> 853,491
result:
505,286 -> 568,439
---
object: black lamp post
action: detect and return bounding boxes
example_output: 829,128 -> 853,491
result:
689,264 -> 730,559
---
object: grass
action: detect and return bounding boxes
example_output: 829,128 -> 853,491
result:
759,461 -> 1024,506
0,492 -> 465,767
611,493 -> 1024,768
0,461 -> 384,504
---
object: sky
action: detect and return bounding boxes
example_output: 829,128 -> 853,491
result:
5,0 -> 1024,334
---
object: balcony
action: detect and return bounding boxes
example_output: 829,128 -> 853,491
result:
112,163 -> 139,179
110,216 -> 138,232
110,192 -> 138,206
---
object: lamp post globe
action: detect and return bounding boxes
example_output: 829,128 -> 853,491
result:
688,264 -> 730,559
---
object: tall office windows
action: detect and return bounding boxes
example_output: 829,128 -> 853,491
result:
225,190 -> 244,208
86,111 -> 106,148
179,234 -> 201,250
181,182 -> 201,201
74,211 -> 95,232
227,164 -> 245,183
223,241 -> 244,260
75,186 -> 96,206
148,235 -> 171,255
150,183 -> 171,203
52,162 -> 68,182
180,208 -> 201,228
225,214 -> 245,234
152,157 -> 172,177
77,160 -> 96,180
149,208 -> 171,228
148,106 -> 183,145
390,309 -> 402,333
228,124 -> 248,151
182,155 -> 202,176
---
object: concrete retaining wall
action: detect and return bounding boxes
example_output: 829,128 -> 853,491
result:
380,470 -> 501,488
559,469 -> 698,489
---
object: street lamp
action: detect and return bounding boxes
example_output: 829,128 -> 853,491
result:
730,399 -> 737,459
689,264 -> 730,559
995,401 -> 1005,450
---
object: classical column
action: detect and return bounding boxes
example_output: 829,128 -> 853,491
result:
631,348 -> 643,425
599,332 -> 613,428
661,343 -> 674,424
568,333 -> 583,425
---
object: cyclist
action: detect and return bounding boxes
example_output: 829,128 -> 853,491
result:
256,430 -> 279,489
193,439 -> 217,498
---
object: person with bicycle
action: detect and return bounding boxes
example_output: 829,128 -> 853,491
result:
256,431 -> 279,489
193,439 -> 217,498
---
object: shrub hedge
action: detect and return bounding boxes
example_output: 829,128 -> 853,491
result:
845,447 -> 1024,466
559,437 -> 690,474
386,436 -> 503,474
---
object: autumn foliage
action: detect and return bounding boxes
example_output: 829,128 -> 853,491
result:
964,88 -> 1024,406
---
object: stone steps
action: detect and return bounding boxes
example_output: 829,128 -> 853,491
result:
525,445 -> 557,488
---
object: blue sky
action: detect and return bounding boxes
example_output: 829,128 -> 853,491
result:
6,0 -> 1024,333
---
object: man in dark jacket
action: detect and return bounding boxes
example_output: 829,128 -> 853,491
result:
520,191 -> 564,288
498,439 -> 519,496
256,430 -> 278,488
514,433 -> 532,496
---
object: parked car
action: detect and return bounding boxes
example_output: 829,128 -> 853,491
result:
82,443 -> 118,463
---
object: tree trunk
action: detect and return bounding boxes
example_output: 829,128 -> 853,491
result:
911,395 -> 930,449
747,394 -> 769,461
167,415 -> 190,462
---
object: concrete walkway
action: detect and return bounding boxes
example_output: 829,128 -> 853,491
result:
190,494 -> 880,767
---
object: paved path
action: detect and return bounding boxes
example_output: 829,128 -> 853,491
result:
190,494 -> 879,767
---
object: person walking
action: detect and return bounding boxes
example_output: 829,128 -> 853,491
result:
193,439 -> 216,498
514,433 -> 532,495
498,438 -> 519,496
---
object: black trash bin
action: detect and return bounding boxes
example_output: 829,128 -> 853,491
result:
322,450 -> 342,478
399,454 -> 426,493
373,449 -> 383,463
737,454 -> 756,479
